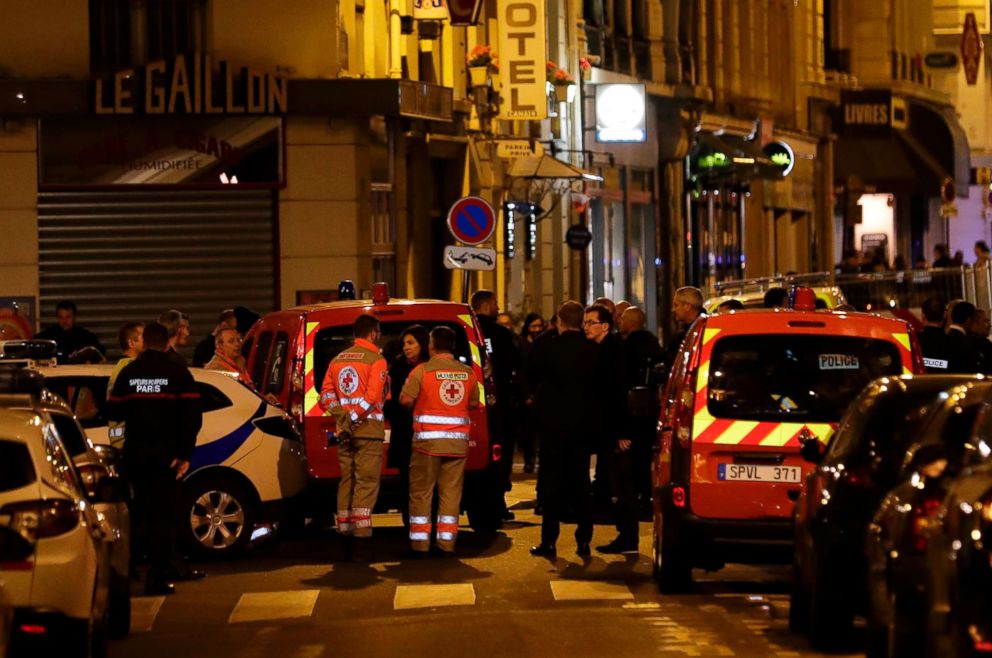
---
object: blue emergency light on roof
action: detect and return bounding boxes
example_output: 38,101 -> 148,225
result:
789,286 -> 817,312
372,282 -> 390,305
338,280 -> 357,301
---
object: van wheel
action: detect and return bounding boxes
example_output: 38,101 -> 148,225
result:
655,513 -> 692,593
108,570 -> 131,638
182,476 -> 257,558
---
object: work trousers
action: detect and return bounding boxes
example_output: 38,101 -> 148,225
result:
126,463 -> 178,580
606,447 -> 639,545
538,437 -> 593,547
337,438 -> 383,538
408,451 -> 466,553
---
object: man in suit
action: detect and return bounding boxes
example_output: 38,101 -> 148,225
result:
527,301 -> 604,558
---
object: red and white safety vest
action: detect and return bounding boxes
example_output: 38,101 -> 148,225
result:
319,337 -> 388,439
405,355 -> 479,457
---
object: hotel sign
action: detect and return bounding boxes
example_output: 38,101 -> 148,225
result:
496,0 -> 547,120
93,54 -> 288,115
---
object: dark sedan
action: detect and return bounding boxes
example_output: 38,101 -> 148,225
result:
790,374 -> 972,649
865,379 -> 992,658
925,405 -> 992,658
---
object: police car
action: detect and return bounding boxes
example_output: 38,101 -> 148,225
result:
39,365 -> 308,558
704,273 -> 847,314
653,287 -> 926,592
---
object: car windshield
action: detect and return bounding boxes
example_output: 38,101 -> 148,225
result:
0,439 -> 35,492
707,334 -> 903,422
313,320 -> 475,392
825,385 -> 947,464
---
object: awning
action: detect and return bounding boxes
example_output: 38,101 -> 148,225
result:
507,155 -> 603,182
834,98 -> 970,197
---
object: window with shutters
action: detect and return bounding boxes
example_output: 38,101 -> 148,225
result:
89,0 -> 207,74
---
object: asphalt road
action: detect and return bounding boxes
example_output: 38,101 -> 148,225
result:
110,471 -> 861,658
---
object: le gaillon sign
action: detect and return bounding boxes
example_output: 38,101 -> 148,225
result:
94,54 -> 288,115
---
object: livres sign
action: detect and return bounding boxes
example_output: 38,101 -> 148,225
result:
94,54 -> 288,115
839,90 -> 907,137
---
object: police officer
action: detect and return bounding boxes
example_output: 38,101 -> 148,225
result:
318,314 -> 388,548
107,322 -> 202,595
400,326 -> 481,555
918,296 -> 953,373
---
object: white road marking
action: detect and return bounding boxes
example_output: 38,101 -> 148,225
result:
228,590 -> 320,623
393,584 -> 476,610
130,596 -> 166,632
550,581 -> 635,601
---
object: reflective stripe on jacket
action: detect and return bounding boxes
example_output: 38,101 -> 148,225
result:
319,337 -> 388,439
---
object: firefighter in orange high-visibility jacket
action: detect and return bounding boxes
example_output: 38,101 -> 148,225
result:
319,314 -> 388,539
400,326 -> 481,554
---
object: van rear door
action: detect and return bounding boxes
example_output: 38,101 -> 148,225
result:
689,332 -> 905,520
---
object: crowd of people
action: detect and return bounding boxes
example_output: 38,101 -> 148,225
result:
837,240 -> 992,274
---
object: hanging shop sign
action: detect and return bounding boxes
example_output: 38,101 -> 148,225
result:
93,54 -> 288,115
595,84 -> 647,143
962,12 -> 982,85
924,52 -> 959,69
761,141 -> 795,176
496,139 -> 544,158
565,224 -> 592,250
496,0 -> 548,120
39,116 -> 284,187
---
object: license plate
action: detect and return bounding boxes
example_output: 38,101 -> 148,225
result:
717,464 -> 802,483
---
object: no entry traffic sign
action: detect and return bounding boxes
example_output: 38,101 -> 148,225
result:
446,196 -> 496,246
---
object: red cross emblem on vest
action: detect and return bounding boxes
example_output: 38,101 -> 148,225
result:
441,379 -> 465,406
338,366 -> 360,396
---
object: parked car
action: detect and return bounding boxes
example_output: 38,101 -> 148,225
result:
0,529 -> 24,658
704,274 -> 847,314
865,379 -> 992,658
790,374 -> 973,649
0,367 -> 124,658
244,284 -> 504,532
652,287 -> 925,592
39,365 -> 308,558
923,395 -> 992,658
0,376 -> 131,639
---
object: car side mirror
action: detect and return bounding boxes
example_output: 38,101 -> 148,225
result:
92,475 -> 129,504
799,438 -> 823,464
0,526 -> 34,563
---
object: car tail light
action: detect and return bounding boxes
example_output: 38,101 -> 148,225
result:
672,486 -> 686,507
1,499 -> 79,542
289,321 -> 307,422
18,624 -> 47,635
76,463 -> 106,499
674,374 -> 697,449
491,443 -> 502,463
910,495 -> 943,552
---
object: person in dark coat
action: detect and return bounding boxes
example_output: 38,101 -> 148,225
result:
617,306 -> 664,517
35,300 -> 106,363
969,308 -> 992,374
107,322 -> 204,595
582,304 -> 626,507
528,301 -> 604,558
517,313 -> 546,473
471,290 -> 521,521
946,301 -> 984,373
382,325 -> 429,520
918,296 -> 953,373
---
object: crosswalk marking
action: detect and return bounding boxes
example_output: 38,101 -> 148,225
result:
393,584 -> 476,610
550,581 -> 634,601
131,596 -> 166,632
228,590 -> 320,624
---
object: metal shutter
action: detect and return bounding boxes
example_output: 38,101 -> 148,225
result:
38,189 -> 277,359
